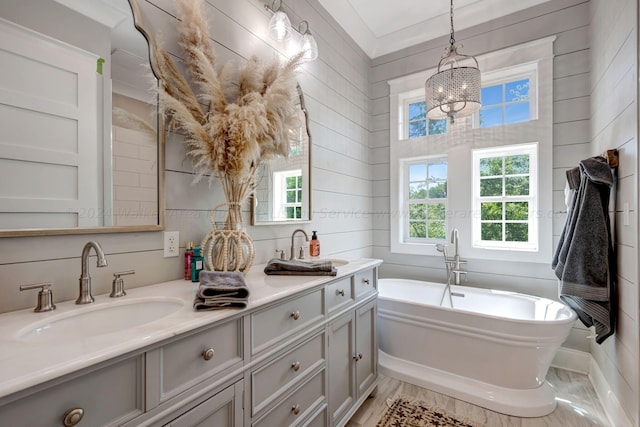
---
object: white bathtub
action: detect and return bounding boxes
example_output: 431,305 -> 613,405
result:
377,278 -> 577,417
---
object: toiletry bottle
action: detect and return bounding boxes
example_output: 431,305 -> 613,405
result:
191,247 -> 204,282
184,241 -> 194,280
309,231 -> 320,257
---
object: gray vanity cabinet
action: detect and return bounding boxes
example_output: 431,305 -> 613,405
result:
328,272 -> 378,427
0,263 -> 380,427
163,380 -> 243,427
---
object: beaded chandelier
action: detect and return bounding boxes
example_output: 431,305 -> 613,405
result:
424,0 -> 481,124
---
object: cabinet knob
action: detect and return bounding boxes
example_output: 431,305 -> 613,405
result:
353,352 -> 363,361
202,348 -> 215,361
291,404 -> 301,415
290,310 -> 300,320
291,361 -> 301,372
62,408 -> 84,426
362,278 -> 370,285
337,289 -> 345,297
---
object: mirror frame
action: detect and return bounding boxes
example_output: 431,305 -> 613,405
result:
0,0 -> 165,237
251,84 -> 312,226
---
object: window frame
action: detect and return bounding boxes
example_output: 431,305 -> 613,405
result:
403,156 -> 448,243
388,36 -> 555,262
473,62 -> 539,129
471,143 -> 538,251
273,169 -> 303,220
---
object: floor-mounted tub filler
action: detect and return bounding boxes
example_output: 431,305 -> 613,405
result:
377,278 -> 577,417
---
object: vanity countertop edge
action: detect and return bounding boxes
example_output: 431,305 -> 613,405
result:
0,257 -> 382,400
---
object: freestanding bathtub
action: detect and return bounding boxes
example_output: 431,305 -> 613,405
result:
377,278 -> 577,417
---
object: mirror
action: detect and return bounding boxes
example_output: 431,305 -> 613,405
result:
252,84 -> 311,225
0,0 -> 163,236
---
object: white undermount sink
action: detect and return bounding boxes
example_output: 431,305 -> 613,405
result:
15,297 -> 184,343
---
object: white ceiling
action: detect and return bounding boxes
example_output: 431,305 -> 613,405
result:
318,0 -> 552,58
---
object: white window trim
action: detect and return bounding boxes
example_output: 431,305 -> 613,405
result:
402,156 -> 448,243
273,169 -> 302,220
471,143 -> 538,251
389,36 -> 555,262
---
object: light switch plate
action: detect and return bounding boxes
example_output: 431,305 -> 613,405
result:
163,231 -> 179,257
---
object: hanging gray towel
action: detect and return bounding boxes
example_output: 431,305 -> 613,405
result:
552,156 -> 616,344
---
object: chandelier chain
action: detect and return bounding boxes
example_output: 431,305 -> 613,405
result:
449,0 -> 455,47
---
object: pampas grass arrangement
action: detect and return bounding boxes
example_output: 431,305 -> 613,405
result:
153,0 -> 302,229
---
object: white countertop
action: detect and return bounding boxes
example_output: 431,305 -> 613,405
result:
0,257 -> 382,400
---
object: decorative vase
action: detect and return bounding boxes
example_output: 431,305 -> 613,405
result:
201,203 -> 255,274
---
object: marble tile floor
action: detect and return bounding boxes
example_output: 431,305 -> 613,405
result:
346,368 -> 611,427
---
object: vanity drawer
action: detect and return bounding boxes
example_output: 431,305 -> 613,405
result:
251,289 -> 324,355
153,317 -> 243,403
302,404 -> 327,427
0,356 -> 143,427
252,369 -> 325,427
251,331 -> 325,415
354,268 -> 376,299
326,277 -> 353,314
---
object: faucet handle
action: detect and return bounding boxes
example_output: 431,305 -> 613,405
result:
275,249 -> 286,260
299,246 -> 305,260
19,282 -> 55,312
110,270 -> 135,298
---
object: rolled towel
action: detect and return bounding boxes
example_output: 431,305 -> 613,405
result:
264,258 -> 337,276
193,271 -> 249,311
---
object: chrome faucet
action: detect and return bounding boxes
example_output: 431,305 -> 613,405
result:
290,229 -> 309,260
76,241 -> 108,304
449,228 -> 467,285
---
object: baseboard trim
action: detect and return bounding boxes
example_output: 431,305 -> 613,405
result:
552,347 -> 633,427
551,347 -> 591,374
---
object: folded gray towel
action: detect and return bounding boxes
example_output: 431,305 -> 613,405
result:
264,258 -> 337,276
193,271 -> 249,311
193,299 -> 248,310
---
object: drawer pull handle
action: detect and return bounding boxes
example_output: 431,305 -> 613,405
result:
291,361 -> 301,372
353,352 -> 363,361
292,404 -> 301,415
202,348 -> 215,361
63,408 -> 84,426
362,278 -> 370,285
337,289 -> 345,296
290,310 -> 300,320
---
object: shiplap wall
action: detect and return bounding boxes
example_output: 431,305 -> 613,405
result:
0,0 -> 373,314
589,0 -> 638,424
371,0 -> 594,351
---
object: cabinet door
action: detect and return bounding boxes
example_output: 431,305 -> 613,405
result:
355,300 -> 377,398
327,312 -> 355,425
164,380 -> 243,427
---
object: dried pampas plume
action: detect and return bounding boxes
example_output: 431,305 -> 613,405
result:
152,0 -> 302,208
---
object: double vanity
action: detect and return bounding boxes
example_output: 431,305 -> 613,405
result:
0,258 -> 381,427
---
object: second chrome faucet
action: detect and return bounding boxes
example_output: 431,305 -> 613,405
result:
76,241 -> 108,304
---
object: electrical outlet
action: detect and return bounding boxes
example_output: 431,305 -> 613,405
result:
163,231 -> 180,257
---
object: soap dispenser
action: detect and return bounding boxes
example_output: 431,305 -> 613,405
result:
309,231 -> 320,257
191,247 -> 204,282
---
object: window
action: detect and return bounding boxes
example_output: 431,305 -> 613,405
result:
273,170 -> 302,220
405,158 -> 448,241
479,78 -> 531,127
389,37 -> 554,261
405,99 -> 447,138
472,144 -> 538,251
